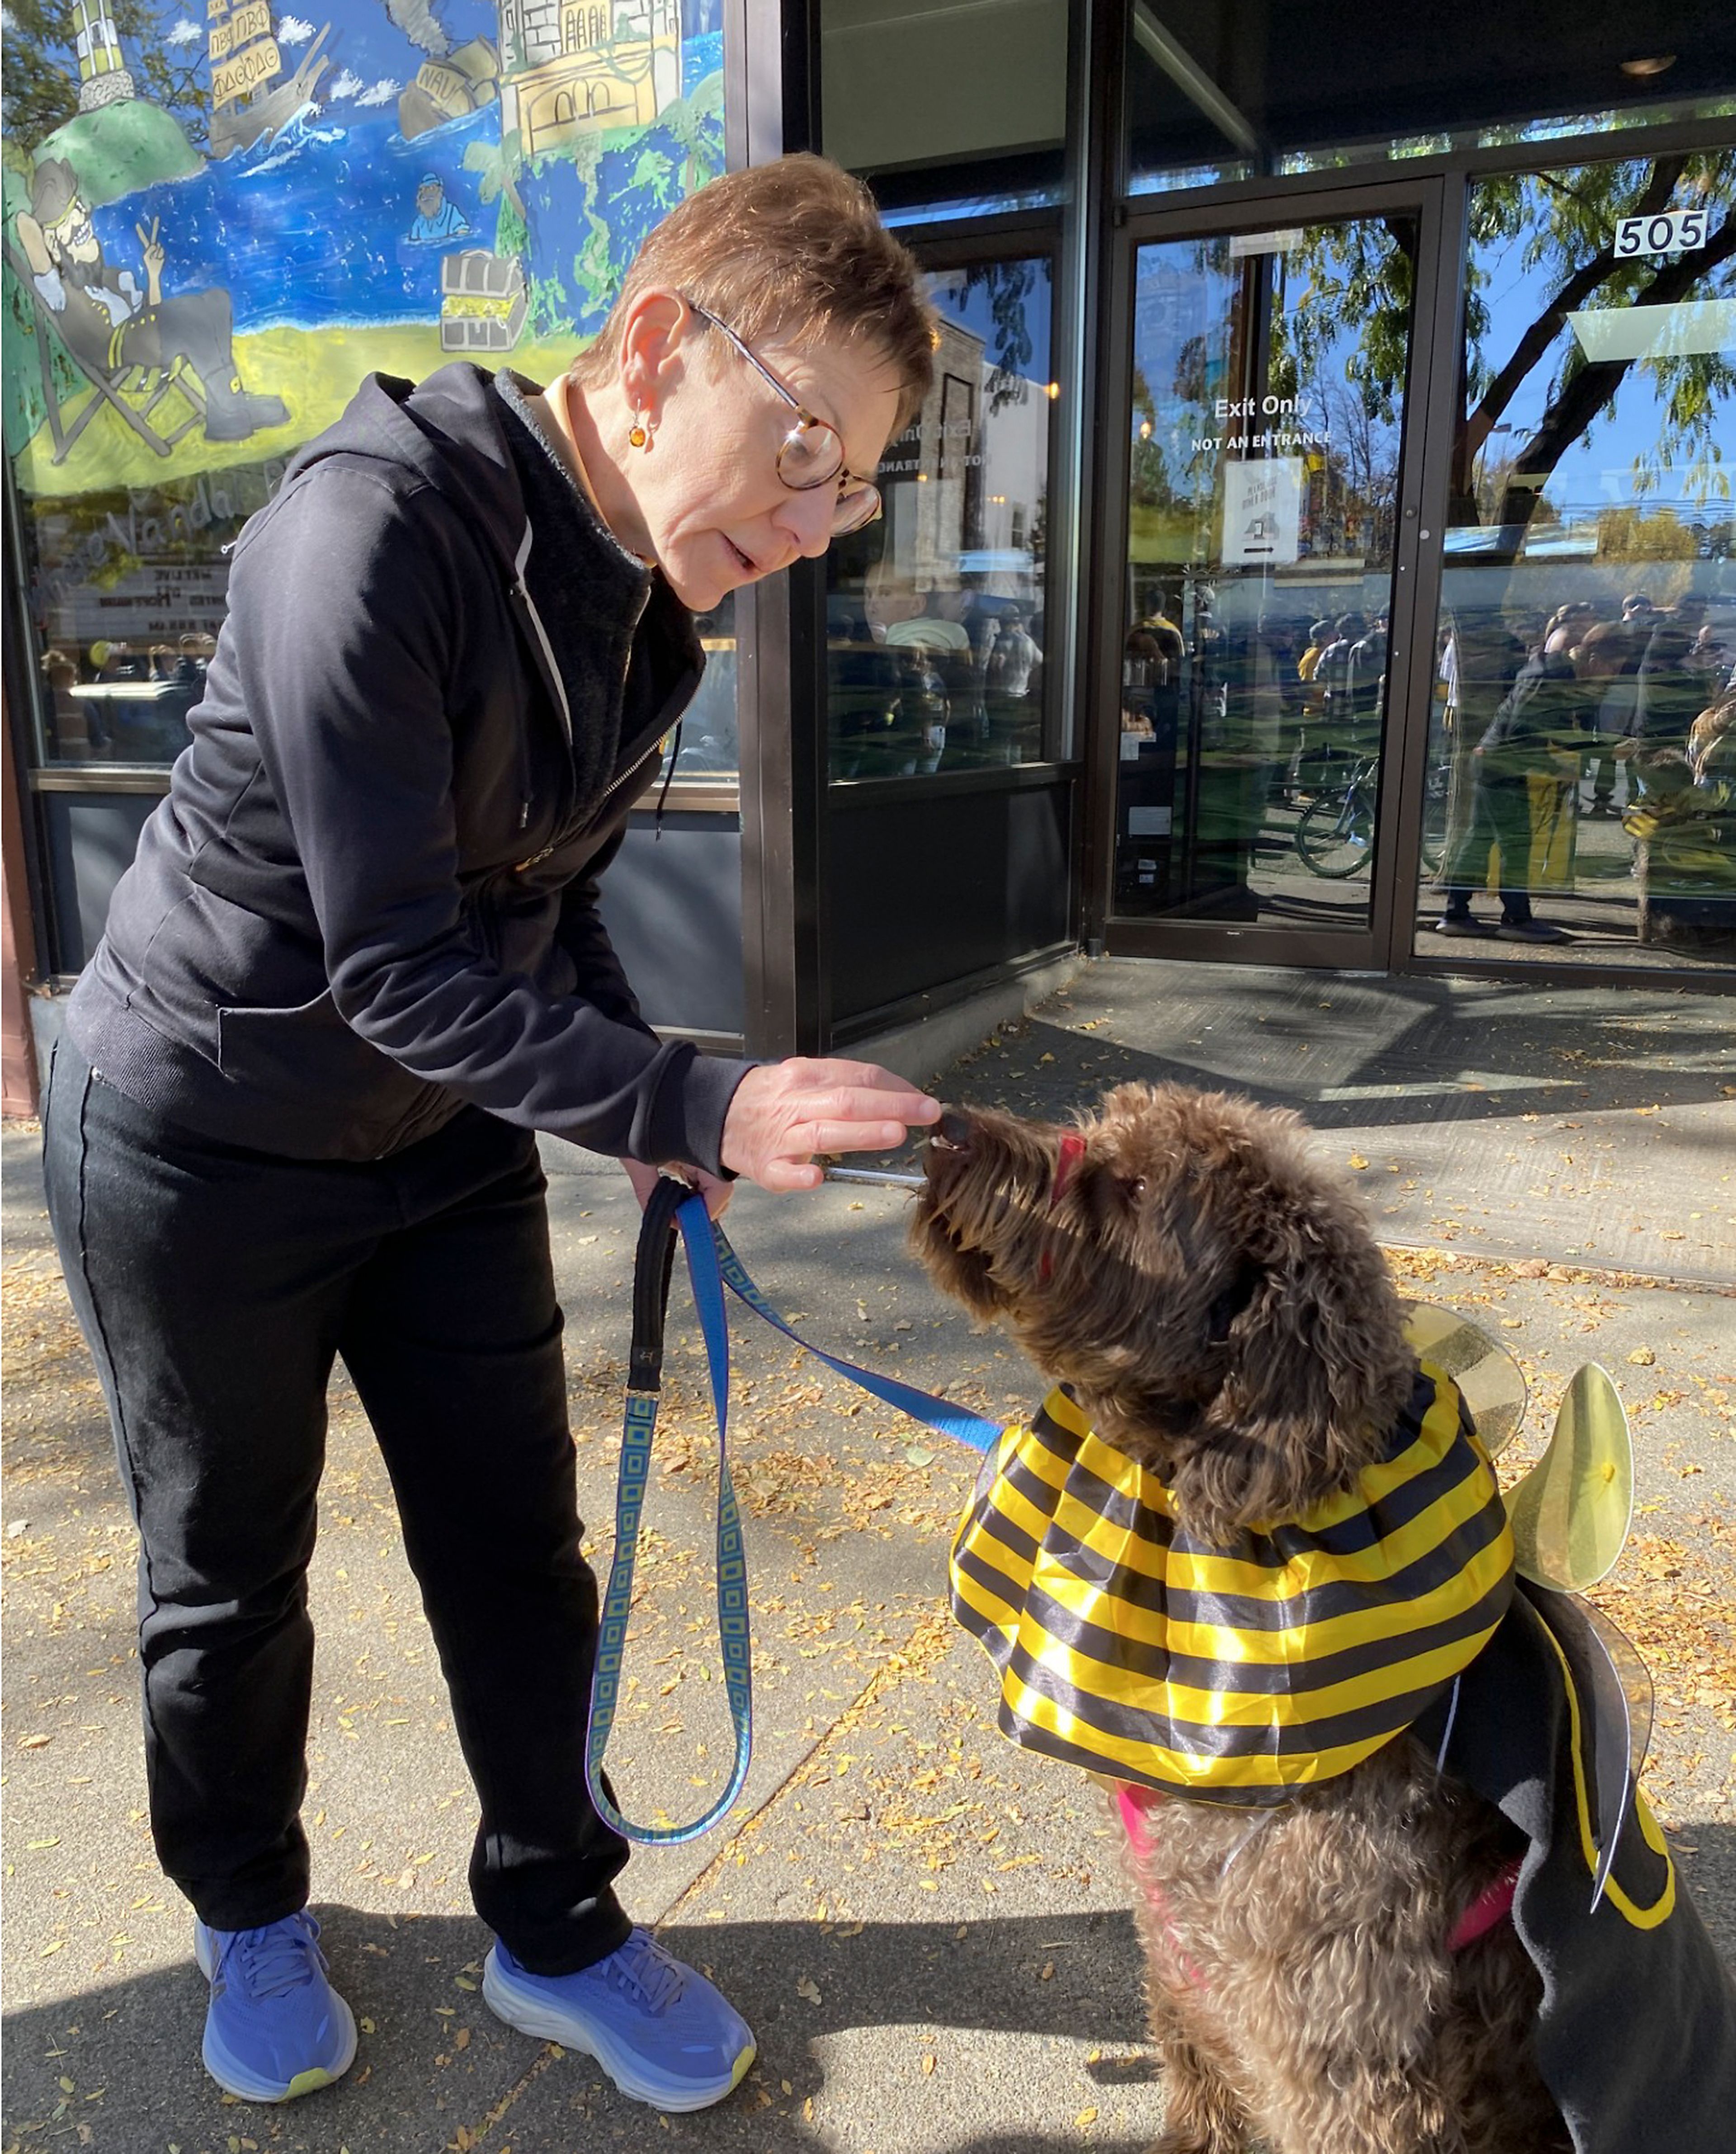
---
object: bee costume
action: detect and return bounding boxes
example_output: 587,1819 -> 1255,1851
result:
950,1343 -> 1736,2154
599,1196 -> 1734,2145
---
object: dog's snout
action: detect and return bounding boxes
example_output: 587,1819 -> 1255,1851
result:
934,1107 -> 975,1154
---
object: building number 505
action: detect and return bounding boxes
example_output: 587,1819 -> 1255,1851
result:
1613,207 -> 1710,258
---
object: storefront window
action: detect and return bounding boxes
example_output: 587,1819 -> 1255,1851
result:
1415,151 -> 1736,965
670,593 -> 737,777
826,253 -> 1053,782
1115,217 -> 1418,924
4,0 -> 728,789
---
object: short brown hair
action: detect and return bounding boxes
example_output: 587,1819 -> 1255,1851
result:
571,154 -> 936,433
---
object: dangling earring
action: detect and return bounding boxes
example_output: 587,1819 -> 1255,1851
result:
629,410 -> 654,451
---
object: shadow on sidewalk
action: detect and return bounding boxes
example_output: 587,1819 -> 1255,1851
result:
0,1903 -> 1152,2149
954,1006 -> 1736,1136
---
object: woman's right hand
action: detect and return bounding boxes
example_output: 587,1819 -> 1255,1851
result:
721,1059 -> 939,1193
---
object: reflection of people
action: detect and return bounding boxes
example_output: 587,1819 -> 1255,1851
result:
827,596 -> 905,777
41,646 -> 87,757
1625,659 -> 1736,949
984,602 -> 1041,763
881,585 -> 971,658
406,174 -> 472,243
1437,644 -> 1592,941
1572,620 -> 1642,815
1297,616 -> 1333,684
1634,597 -> 1712,747
43,156 -> 939,2116
864,571 -> 962,769
15,160 -> 288,443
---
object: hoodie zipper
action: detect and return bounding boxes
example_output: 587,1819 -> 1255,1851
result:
509,521 -> 573,841
509,570 -> 654,872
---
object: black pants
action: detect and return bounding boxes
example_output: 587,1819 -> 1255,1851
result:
41,1037 -> 630,1975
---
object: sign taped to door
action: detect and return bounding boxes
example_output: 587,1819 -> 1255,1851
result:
1222,457 -> 1304,566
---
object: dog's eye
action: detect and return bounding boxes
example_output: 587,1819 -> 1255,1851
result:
1124,1176 -> 1146,1202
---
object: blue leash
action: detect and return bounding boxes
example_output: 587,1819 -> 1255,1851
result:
585,1180 -> 1000,1847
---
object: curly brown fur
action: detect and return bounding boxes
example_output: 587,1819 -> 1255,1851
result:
913,1085 -> 1571,2154
914,1083 -> 1418,1540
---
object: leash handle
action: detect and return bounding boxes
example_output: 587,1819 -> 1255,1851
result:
587,1183 -> 1001,1847
586,1181 -> 752,1847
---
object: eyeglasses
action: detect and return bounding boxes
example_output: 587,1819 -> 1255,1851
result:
684,297 -> 883,536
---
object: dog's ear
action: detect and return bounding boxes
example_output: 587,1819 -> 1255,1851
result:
1199,1192 -> 1413,1521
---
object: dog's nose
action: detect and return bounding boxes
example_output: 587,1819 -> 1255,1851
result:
935,1107 -> 974,1152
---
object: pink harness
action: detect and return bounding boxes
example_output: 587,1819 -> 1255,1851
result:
1115,1784 -> 1519,1980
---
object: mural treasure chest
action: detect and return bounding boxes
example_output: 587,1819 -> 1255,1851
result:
439,251 -> 528,356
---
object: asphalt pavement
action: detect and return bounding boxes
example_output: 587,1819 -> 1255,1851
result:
3,955 -> 1732,2154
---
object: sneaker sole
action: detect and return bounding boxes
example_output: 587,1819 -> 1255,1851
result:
482,1948 -> 755,2113
194,1928 -> 359,2102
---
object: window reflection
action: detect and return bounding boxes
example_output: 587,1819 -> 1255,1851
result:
1420,151 -> 1736,962
1117,219 -> 1417,925
827,255 -> 1052,782
666,592 -> 738,780
19,477 -> 259,768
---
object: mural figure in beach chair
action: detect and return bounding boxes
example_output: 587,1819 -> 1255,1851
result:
11,157 -> 288,460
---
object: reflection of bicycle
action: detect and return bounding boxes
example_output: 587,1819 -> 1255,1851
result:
1294,756 -> 1448,878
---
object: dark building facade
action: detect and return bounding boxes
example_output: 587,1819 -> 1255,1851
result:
5,3 -> 1734,1108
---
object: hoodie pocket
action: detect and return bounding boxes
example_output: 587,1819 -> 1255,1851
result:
215,986 -> 405,1099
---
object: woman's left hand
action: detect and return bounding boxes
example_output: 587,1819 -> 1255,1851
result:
622,1156 -> 733,1218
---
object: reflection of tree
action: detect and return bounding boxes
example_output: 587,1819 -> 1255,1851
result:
1319,377 -> 1399,557
1458,153 -> 1735,532
1129,362 -> 1182,514
1282,219 -> 1415,425
957,259 -> 1038,412
1291,156 -> 1736,558
1595,504 -> 1697,561
4,0 -> 211,146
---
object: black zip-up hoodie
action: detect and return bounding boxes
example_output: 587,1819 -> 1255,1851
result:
67,363 -> 749,1169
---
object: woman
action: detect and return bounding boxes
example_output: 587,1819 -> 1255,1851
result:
41,155 -> 939,2113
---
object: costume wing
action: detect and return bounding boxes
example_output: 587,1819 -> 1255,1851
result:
1505,1363 -> 1633,1593
1400,1302 -> 1527,1456
1521,1585 -> 1655,1912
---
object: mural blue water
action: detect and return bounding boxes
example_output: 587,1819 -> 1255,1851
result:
80,36 -> 726,340
85,104 -> 497,332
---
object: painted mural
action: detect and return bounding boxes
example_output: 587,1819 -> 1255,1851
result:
2,0 -> 724,759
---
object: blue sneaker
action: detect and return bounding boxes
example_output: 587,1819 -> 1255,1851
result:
193,1912 -> 358,2102
482,1928 -> 755,2112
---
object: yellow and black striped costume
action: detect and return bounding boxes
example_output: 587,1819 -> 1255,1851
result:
949,1366 -> 1515,1803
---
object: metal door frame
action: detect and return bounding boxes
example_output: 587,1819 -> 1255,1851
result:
1088,171 -> 1454,971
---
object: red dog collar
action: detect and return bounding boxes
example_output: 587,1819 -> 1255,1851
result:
1051,1133 -> 1087,1206
1039,1134 -> 1088,1282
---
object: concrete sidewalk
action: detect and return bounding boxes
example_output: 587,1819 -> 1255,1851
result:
3,956 -> 1733,2154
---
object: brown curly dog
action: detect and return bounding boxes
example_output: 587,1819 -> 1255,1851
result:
912,1082 -> 1570,2154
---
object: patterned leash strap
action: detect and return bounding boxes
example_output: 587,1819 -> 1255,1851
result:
586,1178 -> 1001,1847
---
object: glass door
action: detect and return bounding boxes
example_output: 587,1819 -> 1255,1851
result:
1105,202 -> 1429,950
1418,149 -> 1735,970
